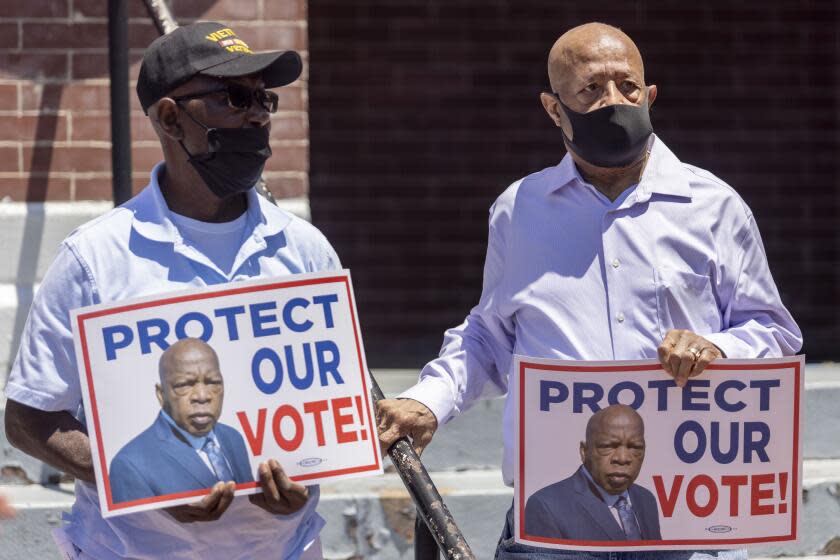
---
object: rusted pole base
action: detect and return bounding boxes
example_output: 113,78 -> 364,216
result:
415,509 -> 440,560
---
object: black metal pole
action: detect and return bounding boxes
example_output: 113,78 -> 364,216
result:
370,379 -> 475,560
108,0 -> 132,205
141,0 -> 178,35
415,512 -> 441,560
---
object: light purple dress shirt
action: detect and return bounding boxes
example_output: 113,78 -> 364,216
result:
400,136 -> 802,485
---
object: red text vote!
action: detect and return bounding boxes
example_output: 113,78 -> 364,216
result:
236,396 -> 369,455
653,472 -> 790,518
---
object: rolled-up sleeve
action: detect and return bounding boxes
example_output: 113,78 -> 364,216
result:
399,197 -> 515,425
704,214 -> 802,358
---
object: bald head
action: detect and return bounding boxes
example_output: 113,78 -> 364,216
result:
580,404 -> 646,495
585,404 -> 644,443
156,338 -> 225,436
159,338 -> 220,383
547,23 -> 644,94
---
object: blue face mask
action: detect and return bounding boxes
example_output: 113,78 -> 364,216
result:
178,108 -> 272,199
556,96 -> 653,168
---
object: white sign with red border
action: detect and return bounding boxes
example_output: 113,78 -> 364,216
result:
72,270 -> 382,517
514,356 -> 803,551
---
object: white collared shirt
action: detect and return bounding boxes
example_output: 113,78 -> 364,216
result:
400,135 -> 802,485
5,162 -> 340,559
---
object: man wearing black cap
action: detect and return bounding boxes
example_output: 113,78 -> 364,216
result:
5,22 -> 333,559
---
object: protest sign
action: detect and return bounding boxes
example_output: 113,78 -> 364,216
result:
514,356 -> 803,551
72,270 -> 382,517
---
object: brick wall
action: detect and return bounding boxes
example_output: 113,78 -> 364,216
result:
309,1 -> 840,364
0,0 -> 308,202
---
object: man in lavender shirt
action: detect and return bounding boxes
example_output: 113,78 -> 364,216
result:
376,22 -> 801,560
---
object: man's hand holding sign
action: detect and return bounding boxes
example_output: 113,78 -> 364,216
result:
376,21 -> 802,559
658,330 -> 725,388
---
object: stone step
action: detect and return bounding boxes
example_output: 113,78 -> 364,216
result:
2,462 -> 839,559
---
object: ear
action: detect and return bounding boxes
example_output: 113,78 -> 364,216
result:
540,92 -> 575,141
156,383 -> 165,408
540,92 -> 565,127
579,441 -> 586,464
646,84 -> 658,108
152,98 -> 184,141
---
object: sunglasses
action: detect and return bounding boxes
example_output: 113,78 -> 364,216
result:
171,82 -> 280,113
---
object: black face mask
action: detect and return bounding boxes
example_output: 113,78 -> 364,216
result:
556,96 -> 653,168
178,109 -> 272,199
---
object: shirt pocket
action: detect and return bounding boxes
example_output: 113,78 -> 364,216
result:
654,267 -> 721,338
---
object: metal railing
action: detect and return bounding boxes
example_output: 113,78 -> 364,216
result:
108,0 -> 132,205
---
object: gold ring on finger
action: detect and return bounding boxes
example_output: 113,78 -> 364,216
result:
687,347 -> 702,361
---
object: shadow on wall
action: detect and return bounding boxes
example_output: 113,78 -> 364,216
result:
4,0 -> 227,375
8,86 -> 65,381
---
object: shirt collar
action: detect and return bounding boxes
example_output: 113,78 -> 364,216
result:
129,161 -> 292,245
159,408 -> 217,452
550,150 -> 585,192
580,464 -> 630,507
549,135 -> 692,202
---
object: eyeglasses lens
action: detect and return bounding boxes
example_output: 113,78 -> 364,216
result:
259,90 -> 279,113
227,85 -> 279,113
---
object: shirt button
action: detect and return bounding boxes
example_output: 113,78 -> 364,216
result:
611,258 -> 621,269
616,312 -> 625,323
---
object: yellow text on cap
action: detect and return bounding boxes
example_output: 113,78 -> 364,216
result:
205,28 -> 236,42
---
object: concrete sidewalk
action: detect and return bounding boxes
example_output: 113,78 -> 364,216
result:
4,462 -> 840,559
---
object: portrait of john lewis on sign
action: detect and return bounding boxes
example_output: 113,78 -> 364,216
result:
109,338 -> 254,503
524,404 -> 662,541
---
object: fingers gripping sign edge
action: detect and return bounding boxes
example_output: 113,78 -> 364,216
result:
209,481 -> 236,520
166,480 -> 234,523
657,329 -> 682,376
690,344 -> 722,377
259,461 -> 281,503
659,329 -> 724,386
672,332 -> 697,388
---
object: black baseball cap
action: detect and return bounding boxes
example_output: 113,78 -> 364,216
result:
137,21 -> 302,113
